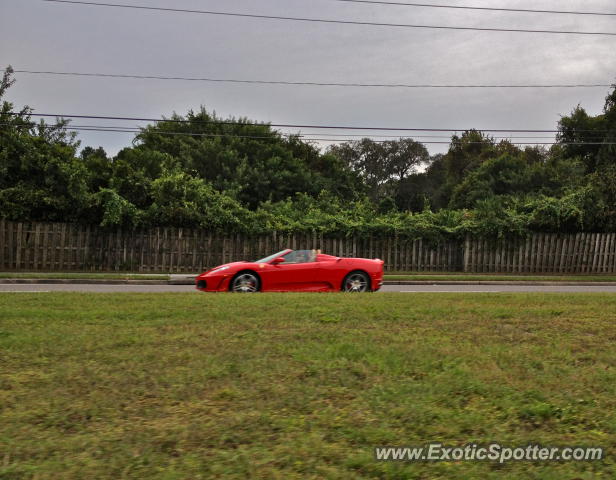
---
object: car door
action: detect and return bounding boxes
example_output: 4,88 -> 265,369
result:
263,250 -> 319,291
312,254 -> 343,291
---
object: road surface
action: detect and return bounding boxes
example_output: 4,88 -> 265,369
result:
2,284 -> 616,293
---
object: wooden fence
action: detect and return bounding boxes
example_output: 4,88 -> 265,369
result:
1,220 -> 615,273
462,234 -> 616,274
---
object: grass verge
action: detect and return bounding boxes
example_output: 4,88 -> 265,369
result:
0,273 -> 170,280
1,293 -> 615,479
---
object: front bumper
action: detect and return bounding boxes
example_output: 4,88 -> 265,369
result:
195,273 -> 232,292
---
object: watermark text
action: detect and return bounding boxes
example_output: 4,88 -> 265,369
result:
375,443 -> 604,463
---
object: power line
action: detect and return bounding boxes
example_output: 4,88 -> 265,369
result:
1,121 -> 578,139
40,0 -> 616,37
279,133 -> 567,140
6,122 -> 612,145
18,126 -> 608,145
10,112 -> 576,133
8,122 -> 578,140
13,70 -> 612,89
33,129 -> 616,145
328,0 -> 616,17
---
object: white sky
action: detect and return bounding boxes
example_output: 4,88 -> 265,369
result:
1,0 -> 615,156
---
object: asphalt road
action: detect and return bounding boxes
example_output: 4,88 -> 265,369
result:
2,284 -> 616,293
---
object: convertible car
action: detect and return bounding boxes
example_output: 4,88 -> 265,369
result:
195,249 -> 384,293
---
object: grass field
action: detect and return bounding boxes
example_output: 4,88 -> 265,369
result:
1,293 -> 615,479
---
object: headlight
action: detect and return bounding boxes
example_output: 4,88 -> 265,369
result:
211,266 -> 230,273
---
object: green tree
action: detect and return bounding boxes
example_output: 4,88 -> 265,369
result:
145,169 -> 254,231
0,66 -> 89,222
328,138 -> 428,202
557,105 -> 606,173
133,108 -> 362,208
396,154 -> 448,212
557,85 -> 616,173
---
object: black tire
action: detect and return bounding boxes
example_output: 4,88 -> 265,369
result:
230,271 -> 261,293
342,271 -> 370,293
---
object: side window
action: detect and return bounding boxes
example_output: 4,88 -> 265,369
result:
281,250 -> 316,264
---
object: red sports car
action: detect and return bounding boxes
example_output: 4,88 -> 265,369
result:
195,249 -> 384,293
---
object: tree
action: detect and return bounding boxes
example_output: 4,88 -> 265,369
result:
395,154 -> 448,212
132,108 -> 362,208
557,105 -> 606,173
557,85 -> 616,173
449,151 -> 584,210
109,147 -> 176,209
328,138 -> 428,202
0,66 -> 89,222
145,169 -> 254,231
81,146 -> 112,192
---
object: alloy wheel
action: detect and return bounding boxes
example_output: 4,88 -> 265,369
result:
232,273 -> 259,293
343,272 -> 369,292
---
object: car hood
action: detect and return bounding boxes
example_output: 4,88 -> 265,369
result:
202,261 -> 250,275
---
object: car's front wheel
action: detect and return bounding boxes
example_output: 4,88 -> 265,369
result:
231,272 -> 260,293
342,271 -> 370,292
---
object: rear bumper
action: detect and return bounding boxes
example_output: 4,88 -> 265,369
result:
370,272 -> 384,292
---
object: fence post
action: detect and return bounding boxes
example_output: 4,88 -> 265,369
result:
462,234 -> 471,273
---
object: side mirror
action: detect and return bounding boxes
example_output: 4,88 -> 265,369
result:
271,257 -> 285,265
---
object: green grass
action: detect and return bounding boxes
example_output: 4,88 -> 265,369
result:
1,293 -> 615,479
385,273 -> 616,282
0,272 -> 169,280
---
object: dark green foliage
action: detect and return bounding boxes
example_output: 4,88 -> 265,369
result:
449,152 -> 585,210
0,67 -> 89,222
135,109 -> 363,208
395,154 -> 448,212
557,107 -> 606,173
328,138 -> 429,202
144,169 -> 254,232
557,86 -> 616,173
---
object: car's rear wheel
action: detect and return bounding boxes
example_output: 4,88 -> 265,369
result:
231,272 -> 260,293
342,271 -> 370,293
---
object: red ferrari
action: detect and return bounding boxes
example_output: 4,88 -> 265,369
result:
195,249 -> 384,293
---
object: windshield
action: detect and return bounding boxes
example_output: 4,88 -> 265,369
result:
254,249 -> 291,263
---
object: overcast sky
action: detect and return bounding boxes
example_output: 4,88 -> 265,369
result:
1,0 -> 615,156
